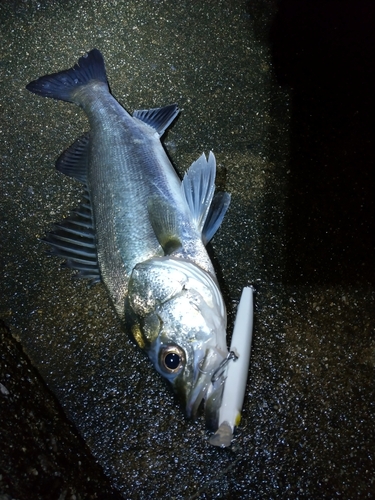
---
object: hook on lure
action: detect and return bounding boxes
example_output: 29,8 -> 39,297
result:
211,350 -> 239,384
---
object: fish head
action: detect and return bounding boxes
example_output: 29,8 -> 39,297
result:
128,256 -> 228,429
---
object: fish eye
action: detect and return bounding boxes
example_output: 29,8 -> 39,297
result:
165,352 -> 180,370
161,345 -> 185,374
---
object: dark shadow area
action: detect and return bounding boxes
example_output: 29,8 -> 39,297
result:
270,0 -> 375,285
0,320 -> 123,500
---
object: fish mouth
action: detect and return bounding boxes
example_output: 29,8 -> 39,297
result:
186,347 -> 227,430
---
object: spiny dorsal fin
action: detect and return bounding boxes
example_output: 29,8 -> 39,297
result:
133,104 -> 179,136
202,191 -> 231,245
182,152 -> 216,232
56,133 -> 90,183
147,196 -> 182,255
182,151 -> 231,244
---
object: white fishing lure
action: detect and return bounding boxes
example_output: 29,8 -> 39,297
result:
209,286 -> 254,447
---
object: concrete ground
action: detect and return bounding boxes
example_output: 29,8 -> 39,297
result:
1,1 -> 374,498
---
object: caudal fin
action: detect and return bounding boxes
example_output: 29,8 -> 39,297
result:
26,48 -> 108,103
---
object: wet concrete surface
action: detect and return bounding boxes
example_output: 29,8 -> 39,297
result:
0,320 -> 123,500
1,1 -> 374,498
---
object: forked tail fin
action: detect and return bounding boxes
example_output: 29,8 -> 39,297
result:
26,48 -> 108,103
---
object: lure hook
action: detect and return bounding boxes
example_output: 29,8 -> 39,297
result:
211,350 -> 238,383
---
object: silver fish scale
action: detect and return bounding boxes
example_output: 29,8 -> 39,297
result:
77,83 -> 206,318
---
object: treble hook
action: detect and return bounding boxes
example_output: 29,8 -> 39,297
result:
211,350 -> 238,383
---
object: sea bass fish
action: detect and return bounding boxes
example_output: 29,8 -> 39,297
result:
26,49 -> 231,427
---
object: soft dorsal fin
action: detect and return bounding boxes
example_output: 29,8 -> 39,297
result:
147,196 -> 182,255
182,151 -> 231,245
133,104 -> 179,136
56,133 -> 90,183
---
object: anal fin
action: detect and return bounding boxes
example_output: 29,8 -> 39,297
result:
56,133 -> 90,183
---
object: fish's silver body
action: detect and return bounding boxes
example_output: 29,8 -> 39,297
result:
26,49 -> 231,426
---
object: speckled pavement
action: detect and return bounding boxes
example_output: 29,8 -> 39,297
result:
1,1 -> 374,498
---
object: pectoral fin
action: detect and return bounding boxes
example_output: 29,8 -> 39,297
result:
147,196 -> 182,255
